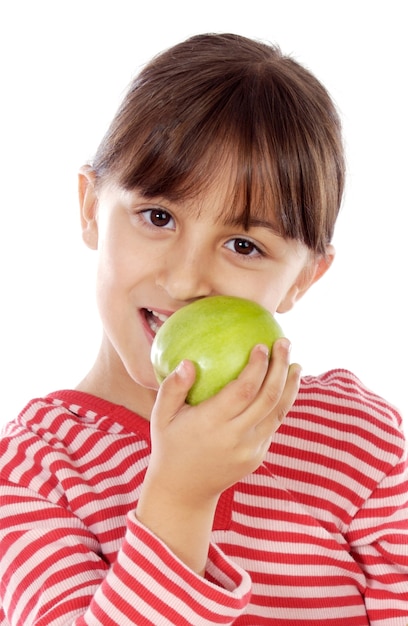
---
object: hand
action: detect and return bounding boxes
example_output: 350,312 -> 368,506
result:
136,338 -> 300,573
147,338 -> 300,504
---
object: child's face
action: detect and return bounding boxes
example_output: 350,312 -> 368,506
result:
79,168 -> 332,413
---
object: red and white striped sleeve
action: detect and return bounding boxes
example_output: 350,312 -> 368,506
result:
347,440 -> 408,624
0,488 -> 251,626
296,369 -> 408,623
83,514 -> 251,625
0,411 -> 251,626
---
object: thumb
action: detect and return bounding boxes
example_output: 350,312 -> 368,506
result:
153,360 -> 196,424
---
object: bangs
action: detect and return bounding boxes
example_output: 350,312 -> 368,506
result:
92,34 -> 344,254
115,112 -> 286,237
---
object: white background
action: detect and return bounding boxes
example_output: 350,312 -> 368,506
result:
0,0 -> 406,426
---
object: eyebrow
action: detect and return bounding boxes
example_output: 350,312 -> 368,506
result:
225,215 -> 283,236
137,190 -> 284,237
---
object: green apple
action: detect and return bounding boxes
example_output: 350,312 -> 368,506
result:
150,295 -> 284,405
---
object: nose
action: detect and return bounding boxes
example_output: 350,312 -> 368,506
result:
156,246 -> 217,302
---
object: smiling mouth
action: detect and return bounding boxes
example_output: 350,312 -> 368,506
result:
144,308 -> 170,334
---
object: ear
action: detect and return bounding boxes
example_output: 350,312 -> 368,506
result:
78,165 -> 99,250
277,245 -> 335,313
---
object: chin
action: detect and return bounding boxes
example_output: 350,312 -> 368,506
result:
128,363 -> 159,392
143,378 -> 160,392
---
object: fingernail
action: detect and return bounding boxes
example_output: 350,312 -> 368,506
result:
282,338 -> 292,353
175,360 -> 189,378
257,344 -> 270,357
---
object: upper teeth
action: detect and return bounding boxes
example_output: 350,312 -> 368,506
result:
148,309 -> 169,323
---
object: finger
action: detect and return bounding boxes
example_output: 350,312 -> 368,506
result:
256,361 -> 302,442
200,343 -> 271,418
238,338 -> 296,430
153,360 -> 196,425
269,360 -> 302,423
257,337 -> 293,413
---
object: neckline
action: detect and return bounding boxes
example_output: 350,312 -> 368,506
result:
46,388 -> 151,439
46,388 -> 235,529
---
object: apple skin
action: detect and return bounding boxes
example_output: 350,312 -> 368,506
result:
150,295 -> 284,405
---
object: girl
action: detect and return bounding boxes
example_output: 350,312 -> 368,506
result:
1,33 -> 407,625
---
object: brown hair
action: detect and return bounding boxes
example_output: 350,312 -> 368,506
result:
92,33 -> 345,254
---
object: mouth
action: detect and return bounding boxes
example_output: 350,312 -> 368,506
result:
143,308 -> 171,335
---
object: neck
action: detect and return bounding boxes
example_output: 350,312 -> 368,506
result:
76,339 -> 157,420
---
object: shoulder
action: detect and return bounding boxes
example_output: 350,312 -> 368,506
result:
290,368 -> 405,463
298,368 -> 402,425
266,369 -> 407,532
0,393 -> 151,507
1,390 -> 150,440
0,392 -> 150,477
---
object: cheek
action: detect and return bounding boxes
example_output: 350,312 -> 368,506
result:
96,239 -> 133,288
245,272 -> 301,315
94,252 -> 132,328
241,277 -> 288,314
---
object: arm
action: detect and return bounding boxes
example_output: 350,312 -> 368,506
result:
0,407 -> 253,626
347,439 -> 408,623
136,340 -> 301,576
0,482 -> 250,626
0,340 -> 298,624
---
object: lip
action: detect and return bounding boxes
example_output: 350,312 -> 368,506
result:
140,307 -> 174,341
145,306 -> 174,318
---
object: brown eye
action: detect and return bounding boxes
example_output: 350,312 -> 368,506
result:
141,208 -> 174,228
233,238 -> 256,255
224,237 -> 263,258
149,209 -> 172,227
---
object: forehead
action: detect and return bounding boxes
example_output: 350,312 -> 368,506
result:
143,156 -> 283,236
194,168 -> 282,232
100,112 -> 324,251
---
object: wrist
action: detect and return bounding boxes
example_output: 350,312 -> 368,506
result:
136,473 -> 219,575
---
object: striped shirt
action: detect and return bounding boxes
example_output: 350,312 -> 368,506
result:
1,369 -> 407,625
